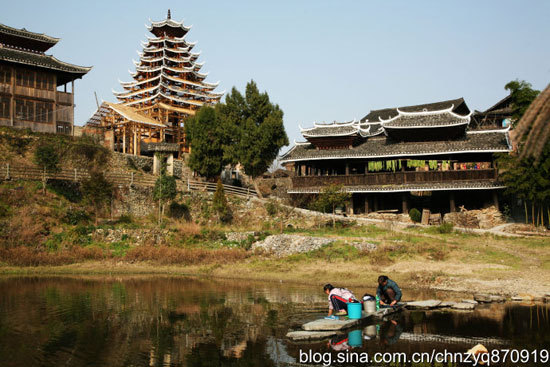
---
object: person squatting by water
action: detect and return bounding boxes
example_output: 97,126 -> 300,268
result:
377,275 -> 402,306
324,284 -> 359,316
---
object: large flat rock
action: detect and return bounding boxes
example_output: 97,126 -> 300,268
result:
286,330 -> 338,341
302,317 -> 361,331
405,300 -> 442,309
451,302 -> 476,310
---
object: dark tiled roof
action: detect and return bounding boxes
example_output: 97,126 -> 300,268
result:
302,123 -> 359,137
0,46 -> 91,76
361,97 -> 467,123
384,111 -> 469,128
281,131 -> 510,162
288,181 -> 505,194
0,23 -> 59,48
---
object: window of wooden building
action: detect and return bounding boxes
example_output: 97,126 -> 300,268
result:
36,73 -> 54,90
0,67 -> 11,85
15,99 -> 34,121
16,70 -> 35,88
0,96 -> 10,118
35,102 -> 53,123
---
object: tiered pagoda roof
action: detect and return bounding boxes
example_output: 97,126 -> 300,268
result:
114,10 -> 223,113
0,23 -> 91,84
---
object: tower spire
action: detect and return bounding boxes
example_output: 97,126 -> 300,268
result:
167,9 -> 171,19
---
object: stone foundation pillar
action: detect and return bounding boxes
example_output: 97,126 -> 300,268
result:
167,154 -> 174,176
450,192 -> 456,212
402,193 -> 408,213
492,191 -> 499,210
364,195 -> 370,214
153,154 -> 160,175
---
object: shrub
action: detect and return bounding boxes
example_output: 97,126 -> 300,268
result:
47,179 -> 82,202
409,208 -> 421,223
34,143 -> 60,172
117,214 -> 134,224
436,222 -> 454,234
212,179 -> 232,223
169,202 -> 190,220
63,209 -> 90,225
265,201 -> 278,216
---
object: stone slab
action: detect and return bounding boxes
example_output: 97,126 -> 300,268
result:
405,300 -> 442,309
286,330 -> 338,341
302,317 -> 361,331
461,299 -> 479,305
489,295 -> 506,303
474,294 -> 492,303
451,302 -> 476,310
439,301 -> 457,308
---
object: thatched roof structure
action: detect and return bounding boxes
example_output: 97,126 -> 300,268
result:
511,83 -> 550,161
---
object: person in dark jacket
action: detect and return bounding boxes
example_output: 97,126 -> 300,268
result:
376,275 -> 402,306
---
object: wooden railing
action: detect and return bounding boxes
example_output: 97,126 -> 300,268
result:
56,91 -> 73,105
292,169 -> 498,187
0,84 -> 11,94
13,86 -> 56,100
0,162 -> 257,199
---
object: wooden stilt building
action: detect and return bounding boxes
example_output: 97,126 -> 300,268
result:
281,98 -> 512,215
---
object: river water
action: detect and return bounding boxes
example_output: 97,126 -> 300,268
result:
0,276 -> 548,366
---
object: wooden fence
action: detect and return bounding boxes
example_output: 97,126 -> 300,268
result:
0,162 -> 257,199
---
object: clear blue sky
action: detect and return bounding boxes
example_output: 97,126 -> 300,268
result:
3,1 -> 549,146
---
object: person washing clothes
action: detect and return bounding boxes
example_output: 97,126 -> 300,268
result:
323,284 -> 359,317
376,275 -> 402,306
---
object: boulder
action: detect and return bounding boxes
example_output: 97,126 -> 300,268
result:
489,295 -> 506,303
405,300 -> 442,309
473,294 -> 492,303
286,330 -> 338,341
451,302 -> 476,310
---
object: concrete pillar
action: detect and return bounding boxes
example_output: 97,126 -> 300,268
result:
492,191 -> 499,210
167,154 -> 174,176
449,192 -> 456,212
153,154 -> 160,175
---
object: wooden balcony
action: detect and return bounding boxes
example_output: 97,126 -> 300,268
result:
292,169 -> 498,188
13,86 -> 56,100
56,91 -> 73,105
0,83 -> 12,94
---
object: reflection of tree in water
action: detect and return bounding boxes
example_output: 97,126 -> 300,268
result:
0,277 -> 296,367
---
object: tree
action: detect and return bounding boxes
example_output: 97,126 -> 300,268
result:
212,179 -> 231,223
81,170 -> 113,225
218,80 -> 289,178
153,174 -> 177,225
185,106 -> 226,179
312,184 -> 351,226
505,79 -> 540,124
34,143 -> 60,194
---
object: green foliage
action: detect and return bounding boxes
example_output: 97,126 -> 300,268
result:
169,202 -> 190,220
63,209 -> 90,225
81,170 -> 113,222
436,222 -> 454,234
212,179 -> 232,223
185,106 -> 226,178
153,175 -> 177,203
497,141 -> 550,225
47,179 -> 82,203
265,200 -> 278,216
312,185 -> 351,216
117,214 -> 134,224
409,208 -> 421,223
407,159 -> 426,169
34,144 -> 60,172
505,79 -> 540,123
0,134 -> 32,155
218,80 -> 289,178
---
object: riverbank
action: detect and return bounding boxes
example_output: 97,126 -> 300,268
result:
2,224 -> 549,298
